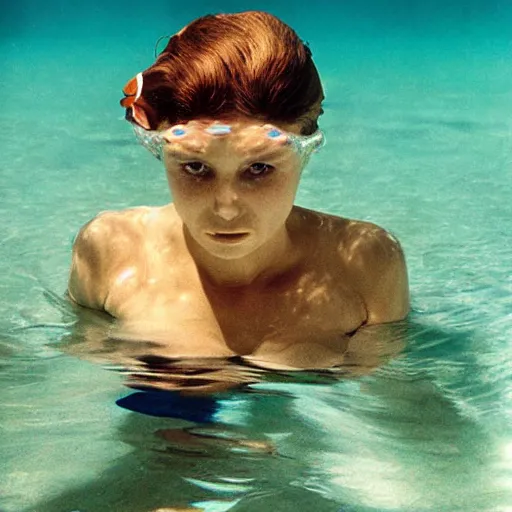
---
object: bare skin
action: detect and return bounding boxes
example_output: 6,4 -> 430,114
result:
68,118 -> 409,369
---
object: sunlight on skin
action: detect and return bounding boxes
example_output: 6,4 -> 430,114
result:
114,266 -> 137,286
69,115 -> 408,370
161,120 -> 294,158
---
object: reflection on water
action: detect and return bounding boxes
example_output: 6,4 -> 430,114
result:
1,289 -> 511,512
56,299 -> 410,389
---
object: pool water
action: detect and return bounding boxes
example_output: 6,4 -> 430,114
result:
2,1 -> 512,511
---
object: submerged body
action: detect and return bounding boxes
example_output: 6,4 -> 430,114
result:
69,202 -> 408,365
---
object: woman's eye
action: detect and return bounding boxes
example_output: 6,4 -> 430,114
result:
183,162 -> 208,176
245,163 -> 273,178
182,162 -> 210,177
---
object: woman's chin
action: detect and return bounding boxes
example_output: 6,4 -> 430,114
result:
195,231 -> 259,259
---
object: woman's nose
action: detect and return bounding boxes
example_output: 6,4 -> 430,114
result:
213,185 -> 241,221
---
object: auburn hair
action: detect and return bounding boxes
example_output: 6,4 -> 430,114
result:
123,11 -> 323,134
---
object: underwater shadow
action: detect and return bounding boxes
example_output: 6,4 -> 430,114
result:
23,291 -> 510,511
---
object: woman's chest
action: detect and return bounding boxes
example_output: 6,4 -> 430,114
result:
110,256 -> 366,355
202,272 -> 366,354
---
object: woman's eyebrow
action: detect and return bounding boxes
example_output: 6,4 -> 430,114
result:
165,145 -> 206,158
240,146 -> 288,162
165,150 -> 204,163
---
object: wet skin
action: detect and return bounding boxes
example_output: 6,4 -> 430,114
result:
68,118 -> 409,369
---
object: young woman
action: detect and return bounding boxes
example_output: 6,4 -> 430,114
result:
68,11 -> 409,369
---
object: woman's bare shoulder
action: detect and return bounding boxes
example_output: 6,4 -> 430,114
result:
77,204 -> 177,239
76,204 -> 182,251
335,218 -> 409,324
291,205 -> 365,240
293,207 -> 409,323
292,206 -> 399,252
68,204 -> 179,310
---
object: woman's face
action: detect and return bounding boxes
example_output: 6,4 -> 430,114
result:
162,118 -> 304,260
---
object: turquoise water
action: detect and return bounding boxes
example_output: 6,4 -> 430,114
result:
2,2 -> 512,511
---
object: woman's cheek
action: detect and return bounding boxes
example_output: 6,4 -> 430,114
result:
168,170 -> 212,199
261,170 -> 300,200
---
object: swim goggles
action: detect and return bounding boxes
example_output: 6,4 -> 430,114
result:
130,122 -> 325,166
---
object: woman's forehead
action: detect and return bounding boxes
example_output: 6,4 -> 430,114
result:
163,122 -> 292,158
132,115 -> 324,162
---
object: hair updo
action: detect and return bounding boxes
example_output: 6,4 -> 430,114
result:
121,11 -> 323,135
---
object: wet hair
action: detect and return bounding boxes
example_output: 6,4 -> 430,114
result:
124,11 -> 323,135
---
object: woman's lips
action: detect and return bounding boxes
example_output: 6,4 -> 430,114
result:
206,232 -> 250,243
